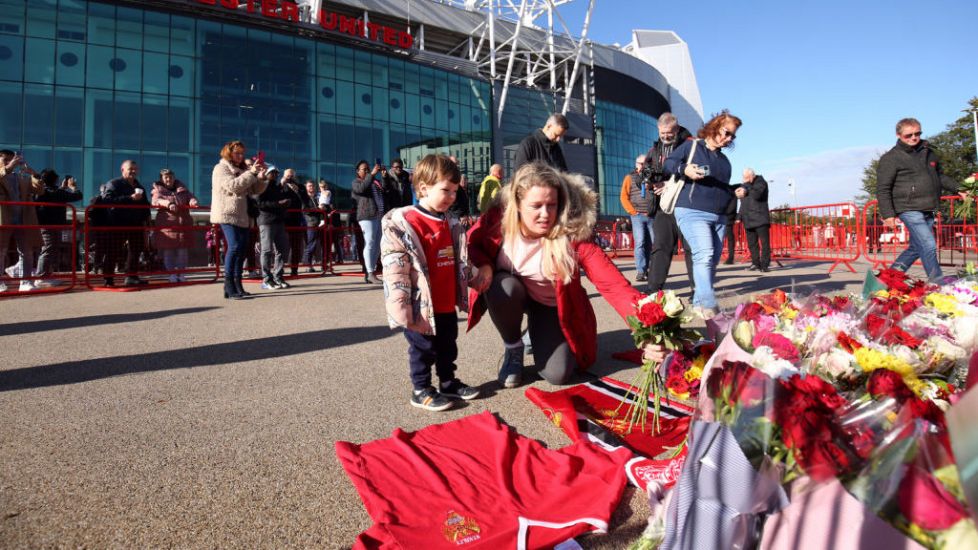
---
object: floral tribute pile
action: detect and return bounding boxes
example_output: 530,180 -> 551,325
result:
636,269 -> 978,550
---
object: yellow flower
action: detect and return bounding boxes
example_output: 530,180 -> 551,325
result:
781,307 -> 798,320
684,365 -> 703,383
875,290 -> 890,299
855,348 -> 926,397
925,293 -> 962,317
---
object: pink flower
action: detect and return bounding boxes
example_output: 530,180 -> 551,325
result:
897,464 -> 967,531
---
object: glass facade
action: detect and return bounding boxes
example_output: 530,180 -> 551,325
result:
595,100 -> 659,218
0,0 -> 492,208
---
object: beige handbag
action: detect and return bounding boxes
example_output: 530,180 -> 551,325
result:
659,139 -> 699,215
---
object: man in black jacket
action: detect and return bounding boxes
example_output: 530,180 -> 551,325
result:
100,160 -> 150,286
736,168 -> 771,272
877,117 -> 963,281
383,158 -> 413,209
34,170 -> 82,281
256,166 -> 291,289
514,113 -> 569,171
645,113 -> 695,294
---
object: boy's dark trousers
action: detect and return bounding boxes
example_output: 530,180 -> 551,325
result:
404,312 -> 458,390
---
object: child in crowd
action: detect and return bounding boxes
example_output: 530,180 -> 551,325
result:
380,154 -> 491,411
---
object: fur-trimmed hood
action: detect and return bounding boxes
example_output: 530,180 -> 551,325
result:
558,172 -> 598,243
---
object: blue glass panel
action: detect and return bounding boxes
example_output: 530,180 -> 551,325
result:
167,96 -> 191,152
55,40 -> 85,86
112,47 -> 142,92
26,1 -> 57,39
23,83 -> 54,145
115,7 -> 143,50
143,51 -> 168,94
85,149 -> 114,196
335,115 -> 355,165
317,77 -> 336,114
169,16 -> 194,56
22,146 -> 53,174
316,43 -> 335,79
335,47 -> 354,81
0,80 -> 22,143
57,1 -> 86,42
0,33 -> 23,81
168,55 -> 192,97
54,86 -> 84,147
143,11 -> 169,53
24,37 -> 55,83
112,91 -> 141,151
388,90 -> 405,125
142,94 -> 168,151
141,152 -> 167,184
370,56 -> 388,88
85,88 -> 113,148
335,80 -> 354,116
85,45 -> 113,89
404,92 -> 420,126
319,114 -> 336,160
87,2 -> 115,46
0,0 -> 25,36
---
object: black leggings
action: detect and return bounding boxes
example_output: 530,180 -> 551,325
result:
647,211 -> 694,293
485,272 -> 577,385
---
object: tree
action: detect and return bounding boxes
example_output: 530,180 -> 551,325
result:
859,96 -> 978,205
927,96 -> 978,183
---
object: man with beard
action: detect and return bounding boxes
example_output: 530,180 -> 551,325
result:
644,113 -> 695,293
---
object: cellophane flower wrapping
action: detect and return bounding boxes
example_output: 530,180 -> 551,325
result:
657,268 -> 978,549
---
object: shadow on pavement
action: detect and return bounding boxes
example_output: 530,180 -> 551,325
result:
0,307 -> 220,337
0,324 -> 392,392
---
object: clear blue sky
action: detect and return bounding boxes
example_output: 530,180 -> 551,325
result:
559,0 -> 978,207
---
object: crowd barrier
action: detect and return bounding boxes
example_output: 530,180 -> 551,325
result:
84,204 -> 219,290
0,200 -> 80,297
9,195 -> 978,298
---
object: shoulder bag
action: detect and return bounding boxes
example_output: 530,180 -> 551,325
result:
659,139 -> 699,215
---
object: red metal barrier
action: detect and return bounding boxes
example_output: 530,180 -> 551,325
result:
84,204 -> 218,290
864,196 -> 978,270
1,200 -> 79,297
323,209 -> 367,277
769,202 -> 860,272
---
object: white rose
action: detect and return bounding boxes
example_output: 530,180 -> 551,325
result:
817,348 -> 857,380
751,346 -> 799,379
661,291 -> 684,317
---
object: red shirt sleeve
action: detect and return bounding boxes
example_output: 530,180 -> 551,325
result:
575,241 -> 642,321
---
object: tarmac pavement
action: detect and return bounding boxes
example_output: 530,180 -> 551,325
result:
0,257 -> 900,548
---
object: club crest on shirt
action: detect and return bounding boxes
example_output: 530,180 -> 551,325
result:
442,510 -> 481,545
437,246 -> 455,259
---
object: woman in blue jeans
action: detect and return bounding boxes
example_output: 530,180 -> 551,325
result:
351,160 -> 385,284
664,111 -> 742,318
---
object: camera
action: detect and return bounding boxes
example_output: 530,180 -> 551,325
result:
700,165 -> 711,177
640,161 -> 663,186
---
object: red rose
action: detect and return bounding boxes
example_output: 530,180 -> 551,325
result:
740,302 -> 767,322
752,331 -> 800,363
876,268 -> 911,292
865,314 -> 887,339
707,360 -> 770,407
897,464 -> 967,530
796,439 -> 852,482
836,331 -> 862,353
636,301 -> 667,326
867,369 -> 914,402
831,296 -> 851,311
666,373 -> 690,395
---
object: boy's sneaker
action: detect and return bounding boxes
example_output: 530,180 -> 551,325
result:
410,387 -> 453,412
440,379 -> 481,400
260,280 -> 278,290
498,347 -> 525,389
275,279 -> 291,289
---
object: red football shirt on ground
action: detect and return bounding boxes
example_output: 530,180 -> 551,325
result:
335,411 -> 632,549
403,206 -> 457,314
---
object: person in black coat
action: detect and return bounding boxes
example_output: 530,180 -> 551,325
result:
256,166 -> 292,289
514,113 -> 569,171
383,158 -> 413,210
34,169 -> 82,280
99,160 -> 150,286
736,168 -> 771,271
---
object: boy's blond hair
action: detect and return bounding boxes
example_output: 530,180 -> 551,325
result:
412,154 -> 461,197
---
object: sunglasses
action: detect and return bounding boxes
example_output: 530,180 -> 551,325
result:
902,131 -> 922,139
721,128 -> 737,140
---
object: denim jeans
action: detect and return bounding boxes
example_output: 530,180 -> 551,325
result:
892,211 -> 941,281
630,213 -> 653,275
358,218 -> 381,274
220,223 -> 250,279
674,207 -> 725,309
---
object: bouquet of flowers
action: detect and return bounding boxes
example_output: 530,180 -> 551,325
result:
957,172 -> 978,221
616,291 -> 699,433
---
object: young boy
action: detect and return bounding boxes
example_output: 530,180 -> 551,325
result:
380,154 -> 490,411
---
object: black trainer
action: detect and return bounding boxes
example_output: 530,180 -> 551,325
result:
411,387 -> 453,411
440,379 -> 481,400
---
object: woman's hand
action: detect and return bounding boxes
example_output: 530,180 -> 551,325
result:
469,265 -> 493,293
684,164 -> 705,181
642,342 -> 668,364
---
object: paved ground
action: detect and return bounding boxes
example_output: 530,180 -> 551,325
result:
0,257 -> 893,548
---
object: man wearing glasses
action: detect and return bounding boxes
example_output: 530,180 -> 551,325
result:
877,117 -> 964,282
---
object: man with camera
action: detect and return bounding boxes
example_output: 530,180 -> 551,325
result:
619,154 -> 654,281
644,113 -> 695,293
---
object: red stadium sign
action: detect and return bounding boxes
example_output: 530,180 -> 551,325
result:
195,0 -> 415,49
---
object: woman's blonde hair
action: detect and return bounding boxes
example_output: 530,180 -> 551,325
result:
501,162 -> 579,284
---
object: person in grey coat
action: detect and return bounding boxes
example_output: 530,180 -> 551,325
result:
736,168 -> 771,272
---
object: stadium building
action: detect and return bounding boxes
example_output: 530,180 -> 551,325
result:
0,0 -> 702,217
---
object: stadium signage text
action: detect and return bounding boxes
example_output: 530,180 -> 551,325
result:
195,0 -> 415,49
